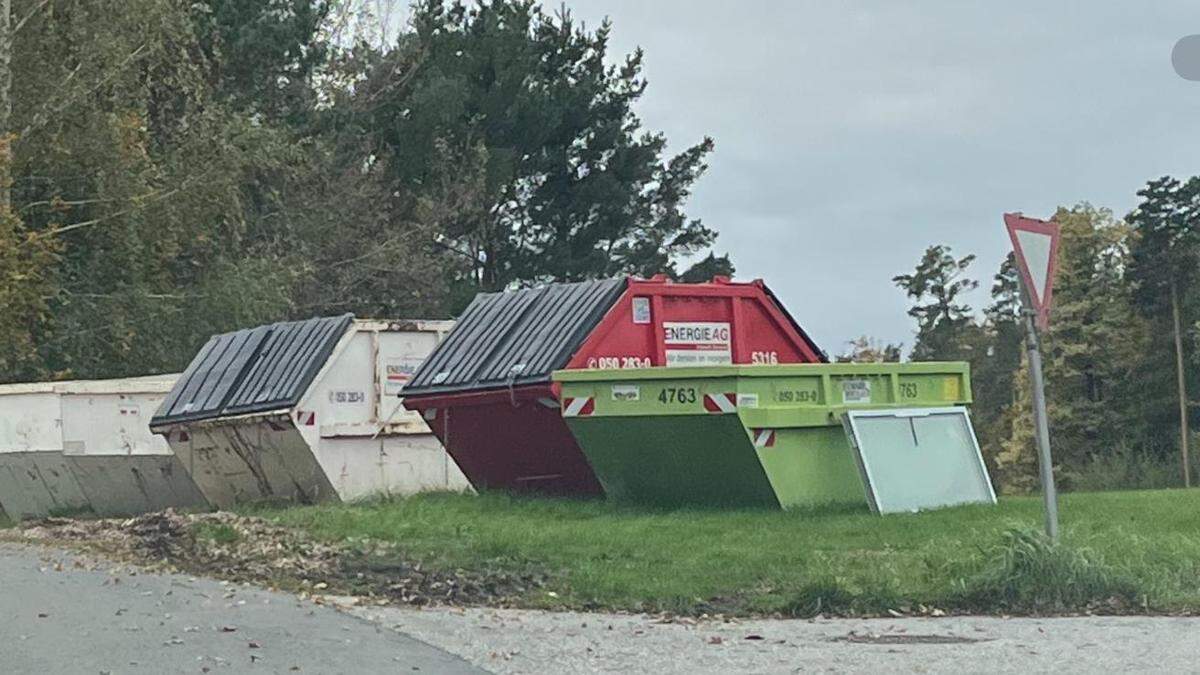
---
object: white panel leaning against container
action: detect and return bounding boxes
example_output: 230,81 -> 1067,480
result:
842,407 -> 996,514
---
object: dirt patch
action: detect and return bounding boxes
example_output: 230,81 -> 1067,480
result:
9,510 -> 549,607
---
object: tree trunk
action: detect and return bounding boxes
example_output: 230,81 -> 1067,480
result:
1172,277 -> 1191,488
0,0 -> 10,212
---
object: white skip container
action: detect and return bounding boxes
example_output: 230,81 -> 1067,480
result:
0,375 -> 207,519
150,315 -> 470,508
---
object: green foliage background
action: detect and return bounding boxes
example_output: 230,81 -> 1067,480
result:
0,0 -> 731,382
894,200 -> 1200,492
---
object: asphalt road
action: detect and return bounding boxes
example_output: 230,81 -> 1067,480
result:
0,542 -> 481,675
349,603 -> 1200,673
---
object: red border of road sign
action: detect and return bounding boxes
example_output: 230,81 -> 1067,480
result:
1003,213 -> 1060,331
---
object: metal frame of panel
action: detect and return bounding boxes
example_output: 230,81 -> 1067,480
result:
842,406 -> 996,514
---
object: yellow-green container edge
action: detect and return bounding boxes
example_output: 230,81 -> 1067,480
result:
553,362 -> 972,509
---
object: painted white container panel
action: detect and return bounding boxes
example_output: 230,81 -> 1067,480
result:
315,434 -> 470,501
311,330 -> 376,434
61,392 -> 173,456
0,393 -> 62,453
378,329 -> 443,426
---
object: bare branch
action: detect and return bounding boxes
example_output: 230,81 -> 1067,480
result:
13,0 -> 50,35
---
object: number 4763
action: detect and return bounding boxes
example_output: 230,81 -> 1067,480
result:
657,387 -> 697,404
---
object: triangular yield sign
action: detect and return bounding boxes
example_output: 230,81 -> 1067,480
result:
1004,213 -> 1061,330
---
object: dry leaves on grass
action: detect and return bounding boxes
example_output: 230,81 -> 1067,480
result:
17,510 -> 548,607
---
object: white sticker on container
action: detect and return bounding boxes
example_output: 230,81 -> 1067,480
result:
632,297 -> 651,324
841,379 -> 872,404
611,384 -> 640,402
384,358 -> 423,394
663,321 -> 732,367
737,393 -> 759,408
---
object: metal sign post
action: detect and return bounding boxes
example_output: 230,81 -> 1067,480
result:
1004,213 -> 1062,541
1019,276 -> 1059,540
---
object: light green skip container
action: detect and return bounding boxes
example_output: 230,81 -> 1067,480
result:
553,363 -> 973,509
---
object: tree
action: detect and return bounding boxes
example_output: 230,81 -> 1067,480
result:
353,0 -> 728,303
994,348 -> 1039,493
676,252 -> 735,283
1127,177 -> 1200,486
989,205 -> 1157,491
0,0 -> 736,382
836,335 -> 901,363
189,1 -> 332,121
0,151 -> 56,381
9,0 -> 305,379
969,253 -> 1025,472
1039,205 -> 1149,474
892,245 -> 979,361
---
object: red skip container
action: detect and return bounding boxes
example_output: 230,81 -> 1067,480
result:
401,275 -> 826,495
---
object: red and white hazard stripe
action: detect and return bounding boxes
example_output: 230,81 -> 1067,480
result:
751,428 -> 776,448
562,396 -> 595,417
702,392 -> 737,414
296,410 -> 316,426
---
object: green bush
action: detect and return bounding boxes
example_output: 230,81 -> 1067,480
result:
949,528 -> 1142,612
1065,447 -> 1183,492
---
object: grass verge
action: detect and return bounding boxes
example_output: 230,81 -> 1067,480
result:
243,488 -> 1200,617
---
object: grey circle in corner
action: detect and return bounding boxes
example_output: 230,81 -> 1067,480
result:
1172,35 -> 1200,81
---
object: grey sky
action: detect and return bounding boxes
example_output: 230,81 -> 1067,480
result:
559,1 -> 1200,356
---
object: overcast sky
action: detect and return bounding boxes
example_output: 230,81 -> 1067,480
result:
556,1 -> 1200,356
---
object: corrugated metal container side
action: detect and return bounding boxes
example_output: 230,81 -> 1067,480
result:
152,314 -> 354,427
402,275 -> 827,496
404,279 -> 626,396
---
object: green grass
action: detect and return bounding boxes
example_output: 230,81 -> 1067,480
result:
193,522 -> 241,545
243,489 -> 1200,616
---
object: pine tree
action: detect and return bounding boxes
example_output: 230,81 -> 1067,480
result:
1127,177 -> 1200,485
892,245 -> 980,361
994,348 -> 1039,493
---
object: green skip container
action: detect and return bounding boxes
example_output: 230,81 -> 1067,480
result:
553,363 -> 973,509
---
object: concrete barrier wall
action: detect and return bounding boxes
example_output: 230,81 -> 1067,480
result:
65,454 -> 207,517
169,420 -> 337,509
0,452 -> 91,519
